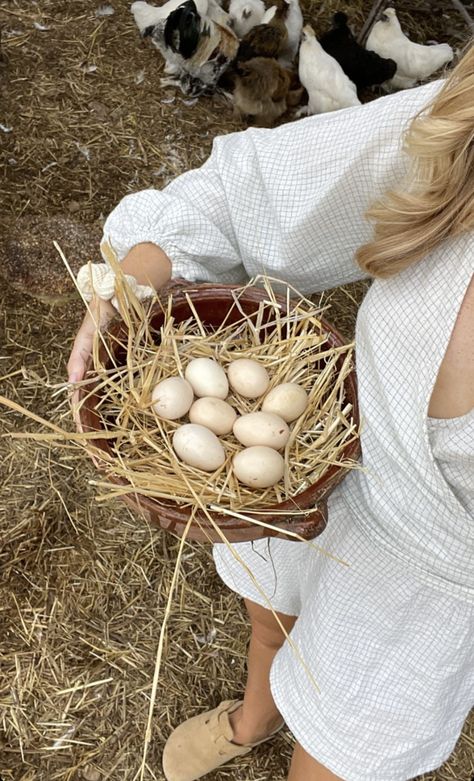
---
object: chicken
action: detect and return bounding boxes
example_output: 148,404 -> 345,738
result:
320,12 -> 396,90
259,0 -> 302,66
233,56 -> 291,126
131,0 -> 238,94
228,0 -> 265,38
131,0 -> 186,31
269,0 -> 302,66
297,25 -> 361,116
236,19 -> 288,62
366,7 -> 454,89
235,0 -> 294,63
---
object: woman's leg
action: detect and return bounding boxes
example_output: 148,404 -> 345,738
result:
230,601 -> 344,779
229,598 -> 297,745
288,743 -> 344,781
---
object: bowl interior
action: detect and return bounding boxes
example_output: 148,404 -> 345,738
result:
79,285 -> 360,532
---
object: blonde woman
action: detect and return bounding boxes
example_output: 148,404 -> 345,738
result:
68,45 -> 474,781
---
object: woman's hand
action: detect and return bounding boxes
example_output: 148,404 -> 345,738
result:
67,242 -> 172,385
67,296 -> 116,384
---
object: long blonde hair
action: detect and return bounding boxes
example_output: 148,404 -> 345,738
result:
356,43 -> 474,278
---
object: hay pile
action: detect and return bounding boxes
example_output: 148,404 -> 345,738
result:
1,0 -> 473,778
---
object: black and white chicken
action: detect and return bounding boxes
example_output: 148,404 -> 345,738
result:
131,0 -> 238,95
298,24 -> 361,116
320,13 -> 397,90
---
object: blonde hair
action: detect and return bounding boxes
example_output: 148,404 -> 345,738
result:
356,43 -> 474,278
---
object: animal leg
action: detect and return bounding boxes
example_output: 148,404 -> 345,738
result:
294,104 -> 309,118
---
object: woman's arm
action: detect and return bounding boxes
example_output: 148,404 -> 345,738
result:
100,143 -> 249,287
68,84 -> 440,382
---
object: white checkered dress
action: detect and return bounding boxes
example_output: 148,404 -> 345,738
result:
104,80 -> 474,781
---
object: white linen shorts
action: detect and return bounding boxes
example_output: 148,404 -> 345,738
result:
213,488 -> 474,781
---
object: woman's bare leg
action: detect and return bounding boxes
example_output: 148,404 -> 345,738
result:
228,601 -> 344,780
288,742 -> 344,781
229,598 -> 297,745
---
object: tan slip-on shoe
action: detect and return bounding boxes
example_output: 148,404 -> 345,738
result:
162,699 -> 284,781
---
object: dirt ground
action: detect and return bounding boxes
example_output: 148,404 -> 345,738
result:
1,1 -> 473,780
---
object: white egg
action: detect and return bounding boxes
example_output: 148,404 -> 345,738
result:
152,377 -> 194,420
262,383 -> 308,422
185,358 -> 229,399
189,397 -> 237,436
233,412 -> 289,450
227,359 -> 270,398
233,446 -> 285,488
173,424 -> 226,472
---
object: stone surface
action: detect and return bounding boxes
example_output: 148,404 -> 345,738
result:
0,215 -> 103,303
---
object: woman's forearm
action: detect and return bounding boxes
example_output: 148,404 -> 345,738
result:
120,242 -> 172,290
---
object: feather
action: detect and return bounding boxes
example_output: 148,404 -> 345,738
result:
131,0 -> 184,32
164,0 -> 202,58
366,7 -> 453,88
298,25 -> 361,116
320,12 -> 396,89
233,56 -> 291,126
228,0 -> 265,37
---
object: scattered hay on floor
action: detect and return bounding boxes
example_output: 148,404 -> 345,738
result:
1,284 -> 473,781
1,0 -> 473,777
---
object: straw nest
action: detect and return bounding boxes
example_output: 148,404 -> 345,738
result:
76,271 -> 358,526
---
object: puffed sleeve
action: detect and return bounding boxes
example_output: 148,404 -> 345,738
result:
102,80 -> 441,294
101,134 -> 250,285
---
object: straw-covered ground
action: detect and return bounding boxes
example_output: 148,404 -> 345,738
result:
1,0 -> 473,779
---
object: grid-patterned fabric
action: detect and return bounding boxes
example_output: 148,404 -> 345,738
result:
103,81 -> 441,294
342,235 -> 474,598
103,79 -> 474,779
213,248 -> 473,780
214,487 -> 474,781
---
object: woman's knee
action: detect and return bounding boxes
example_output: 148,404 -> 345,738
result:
244,598 -> 297,648
288,742 -> 344,781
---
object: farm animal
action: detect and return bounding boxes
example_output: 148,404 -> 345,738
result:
235,0 -> 301,66
236,18 -> 288,62
131,0 -> 238,93
228,0 -> 266,38
261,0 -> 302,66
298,25 -> 361,116
366,7 -> 454,89
319,12 -> 397,89
270,0 -> 303,66
233,56 -> 291,125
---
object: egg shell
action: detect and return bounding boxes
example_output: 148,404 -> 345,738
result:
233,412 -> 289,450
227,359 -> 270,399
261,383 -> 308,422
185,358 -> 229,399
173,424 -> 226,472
233,446 -> 285,488
189,397 -> 237,435
151,376 -> 194,420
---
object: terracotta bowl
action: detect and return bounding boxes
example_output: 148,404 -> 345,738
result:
78,282 -> 360,543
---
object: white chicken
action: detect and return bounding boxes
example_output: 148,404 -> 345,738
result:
366,7 -> 453,89
131,0 -> 238,92
228,0 -> 266,38
298,25 -> 361,116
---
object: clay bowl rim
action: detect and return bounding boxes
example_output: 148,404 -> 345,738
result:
78,281 -> 360,537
